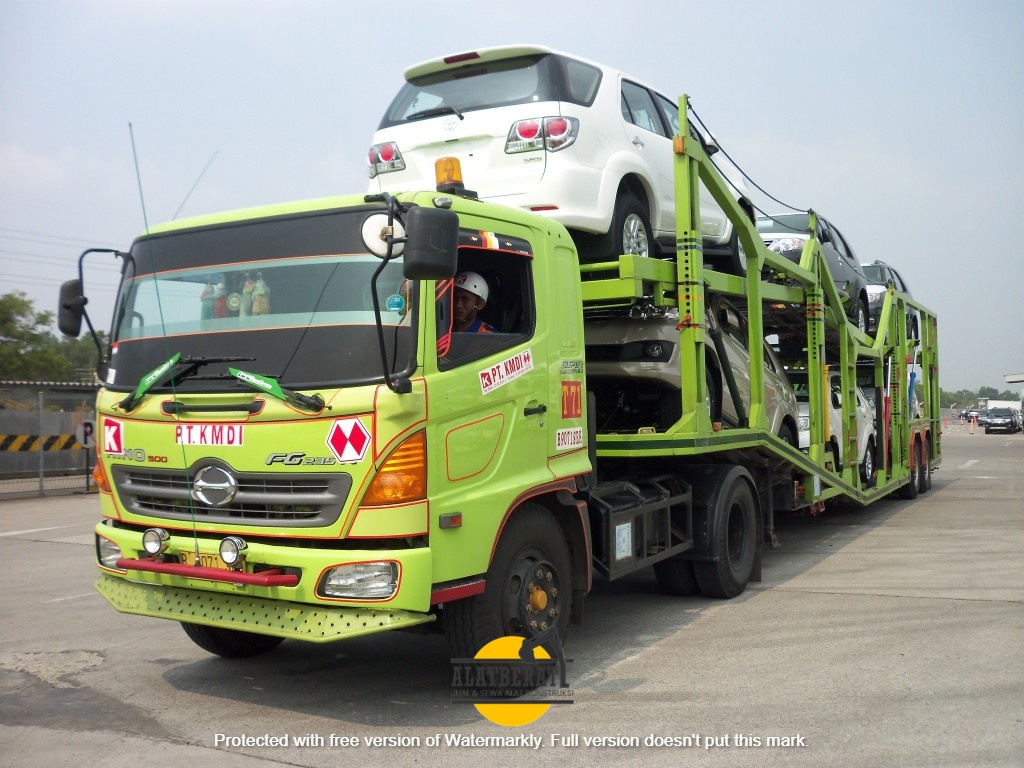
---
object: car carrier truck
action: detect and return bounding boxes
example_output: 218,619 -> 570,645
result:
60,95 -> 940,660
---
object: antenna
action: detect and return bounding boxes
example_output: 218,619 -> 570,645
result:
173,151 -> 218,219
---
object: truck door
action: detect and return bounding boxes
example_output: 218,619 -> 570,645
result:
427,235 -> 554,584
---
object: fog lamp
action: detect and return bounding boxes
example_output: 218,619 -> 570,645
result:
645,342 -> 666,359
319,562 -> 398,599
219,536 -> 247,569
96,534 -> 123,569
142,528 -> 170,555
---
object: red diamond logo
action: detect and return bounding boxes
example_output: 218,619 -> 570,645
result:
326,418 -> 371,463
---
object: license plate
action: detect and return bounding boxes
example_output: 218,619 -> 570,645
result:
178,552 -> 228,570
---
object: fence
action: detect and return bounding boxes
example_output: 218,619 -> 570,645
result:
0,382 -> 99,498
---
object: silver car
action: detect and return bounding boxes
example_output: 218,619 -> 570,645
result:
585,294 -> 799,442
790,370 -> 877,484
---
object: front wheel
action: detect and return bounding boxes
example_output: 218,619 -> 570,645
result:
853,298 -> 869,334
180,623 -> 284,658
899,439 -> 921,499
444,504 -> 572,658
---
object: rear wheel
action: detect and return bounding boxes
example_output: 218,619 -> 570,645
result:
899,440 -> 921,499
918,439 -> 931,493
180,623 -> 284,658
654,557 -> 699,596
444,504 -> 572,658
611,193 -> 653,258
694,475 -> 757,599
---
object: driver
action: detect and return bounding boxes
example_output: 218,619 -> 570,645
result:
452,271 -> 496,333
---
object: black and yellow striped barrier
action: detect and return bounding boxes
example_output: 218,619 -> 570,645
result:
0,435 -> 82,451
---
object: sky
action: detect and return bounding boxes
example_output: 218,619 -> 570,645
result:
2,0 -> 1022,394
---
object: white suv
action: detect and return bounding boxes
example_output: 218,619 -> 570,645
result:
368,45 -> 750,265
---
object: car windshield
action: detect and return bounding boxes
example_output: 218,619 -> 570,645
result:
860,264 -> 884,282
990,408 -> 1012,416
756,214 -> 810,235
109,207 -> 413,392
379,53 -> 601,128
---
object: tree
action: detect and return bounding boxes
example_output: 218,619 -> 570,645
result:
0,292 -> 103,380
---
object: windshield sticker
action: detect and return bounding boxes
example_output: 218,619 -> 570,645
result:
479,349 -> 534,395
175,424 -> 245,446
555,428 -> 584,451
326,418 -> 371,463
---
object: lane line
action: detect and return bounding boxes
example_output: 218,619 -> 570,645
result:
0,525 -> 70,537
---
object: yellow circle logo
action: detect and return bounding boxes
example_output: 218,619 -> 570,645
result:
473,636 -> 552,727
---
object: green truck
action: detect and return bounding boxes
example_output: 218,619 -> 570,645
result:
60,96 -> 939,660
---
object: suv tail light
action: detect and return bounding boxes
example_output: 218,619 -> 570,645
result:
368,142 -> 406,178
505,117 -> 579,154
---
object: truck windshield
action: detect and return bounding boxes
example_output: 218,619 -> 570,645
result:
109,208 -> 414,392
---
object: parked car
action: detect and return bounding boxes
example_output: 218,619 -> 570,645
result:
860,259 -> 919,337
368,45 -> 751,265
756,213 -> 871,332
789,370 -> 877,484
584,294 -> 799,441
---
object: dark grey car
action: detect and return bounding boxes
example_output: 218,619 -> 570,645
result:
756,213 -> 871,333
860,259 -> 919,338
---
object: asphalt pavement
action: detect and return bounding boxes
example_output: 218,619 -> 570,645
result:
1,427 -> 1021,767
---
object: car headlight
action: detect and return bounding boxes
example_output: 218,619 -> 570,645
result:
866,286 -> 886,302
797,416 -> 810,430
768,236 -> 807,255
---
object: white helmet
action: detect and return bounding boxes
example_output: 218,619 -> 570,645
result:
454,271 -> 488,302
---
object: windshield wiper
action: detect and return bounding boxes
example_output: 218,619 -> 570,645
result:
405,105 -> 464,121
119,353 -> 255,412
228,367 -> 327,413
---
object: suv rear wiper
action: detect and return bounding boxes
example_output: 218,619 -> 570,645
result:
119,353 -> 255,412
405,105 -> 464,121
228,367 -> 328,413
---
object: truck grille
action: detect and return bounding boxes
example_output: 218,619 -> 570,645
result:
111,466 -> 351,528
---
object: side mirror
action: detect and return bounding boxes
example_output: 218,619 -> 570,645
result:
58,279 -> 85,338
402,206 -> 459,280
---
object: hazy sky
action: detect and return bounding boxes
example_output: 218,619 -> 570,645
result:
2,0 -> 1022,393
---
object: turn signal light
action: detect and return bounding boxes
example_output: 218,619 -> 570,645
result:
362,431 -> 426,506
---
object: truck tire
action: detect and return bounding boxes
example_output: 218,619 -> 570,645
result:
180,622 -> 284,658
654,557 -> 699,596
693,473 -> 757,599
918,439 -> 930,494
899,440 -> 920,500
444,504 -> 572,659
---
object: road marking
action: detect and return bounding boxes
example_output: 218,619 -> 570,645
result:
45,592 -> 97,603
0,525 -> 69,537
957,460 -> 979,470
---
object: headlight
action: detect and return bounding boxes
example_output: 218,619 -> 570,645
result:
96,534 -> 123,569
866,286 -> 886,301
318,562 -> 399,599
768,236 -> 807,254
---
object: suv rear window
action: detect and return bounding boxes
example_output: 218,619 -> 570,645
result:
379,54 -> 601,128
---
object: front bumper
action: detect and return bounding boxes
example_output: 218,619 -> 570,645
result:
95,573 -> 434,641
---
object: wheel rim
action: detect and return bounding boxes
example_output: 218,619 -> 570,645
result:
726,501 -> 748,570
863,444 -> 873,480
504,556 -> 561,636
622,213 -> 650,257
856,304 -> 867,333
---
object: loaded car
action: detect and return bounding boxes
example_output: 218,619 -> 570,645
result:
756,213 -> 871,333
860,259 -> 919,337
789,370 -> 877,484
584,294 -> 799,442
368,44 -> 752,266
